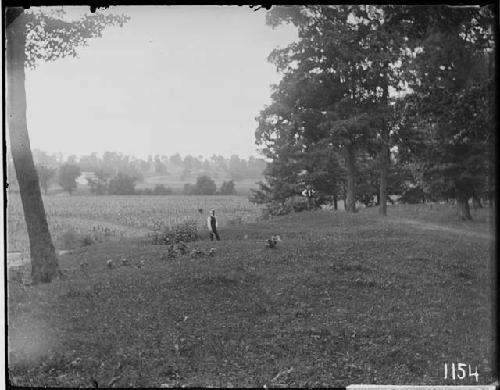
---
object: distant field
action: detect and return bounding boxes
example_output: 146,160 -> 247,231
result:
7,194 -> 263,253
8,193 -> 493,254
137,177 -> 260,195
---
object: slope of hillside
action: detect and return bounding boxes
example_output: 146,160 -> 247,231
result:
7,209 -> 494,387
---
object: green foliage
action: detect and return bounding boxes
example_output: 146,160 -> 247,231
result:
58,163 -> 80,194
151,220 -> 199,245
26,149 -> 267,193
134,184 -> 174,196
108,173 -> 137,195
87,169 -> 110,195
59,228 -> 80,249
150,184 -> 172,195
397,5 -> 495,206
169,221 -> 199,243
219,180 -> 236,195
257,5 -> 494,215
255,5 -> 415,211
58,229 -> 95,249
301,142 -> 345,203
25,8 -> 130,69
154,155 -> 167,174
399,187 -> 425,204
184,176 -> 217,195
261,196 -> 317,218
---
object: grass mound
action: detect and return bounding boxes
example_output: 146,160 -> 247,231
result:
7,206 -> 495,387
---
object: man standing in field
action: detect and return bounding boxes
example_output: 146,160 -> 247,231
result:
207,209 -> 220,241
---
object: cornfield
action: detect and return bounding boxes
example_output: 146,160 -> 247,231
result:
7,194 -> 262,253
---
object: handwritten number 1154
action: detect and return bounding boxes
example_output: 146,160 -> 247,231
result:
444,363 -> 478,381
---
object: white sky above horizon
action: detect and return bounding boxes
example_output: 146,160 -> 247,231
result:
24,5 -> 298,160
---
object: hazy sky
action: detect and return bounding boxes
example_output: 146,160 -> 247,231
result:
24,6 -> 298,159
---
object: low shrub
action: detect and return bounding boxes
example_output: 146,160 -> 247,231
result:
80,234 -> 95,247
400,187 -> 425,204
287,197 -> 314,212
262,197 -> 316,217
262,201 -> 293,218
151,220 -> 199,245
57,226 -> 116,250
227,216 -> 244,226
59,229 -> 81,250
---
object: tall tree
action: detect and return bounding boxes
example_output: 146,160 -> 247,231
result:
397,5 -> 495,219
6,7 -> 129,283
261,5 -> 406,213
6,8 -> 58,283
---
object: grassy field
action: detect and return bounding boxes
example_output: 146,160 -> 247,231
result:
7,194 -> 262,254
7,203 -> 495,387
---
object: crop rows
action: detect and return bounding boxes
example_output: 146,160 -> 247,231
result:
7,194 -> 262,253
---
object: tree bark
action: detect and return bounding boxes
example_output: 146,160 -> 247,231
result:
345,144 -> 356,213
457,196 -> 472,220
379,61 -> 390,216
379,145 -> 389,215
6,8 -> 59,284
333,194 -> 338,210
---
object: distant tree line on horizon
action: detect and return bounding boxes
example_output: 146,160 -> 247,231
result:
251,5 -> 495,220
6,150 -> 266,196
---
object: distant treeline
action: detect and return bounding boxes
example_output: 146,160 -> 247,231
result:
6,150 -> 266,196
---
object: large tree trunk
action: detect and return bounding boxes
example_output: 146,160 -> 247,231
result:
6,8 -> 59,284
457,196 -> 472,221
379,144 -> 389,216
345,144 -> 356,213
379,61 -> 390,216
333,194 -> 338,210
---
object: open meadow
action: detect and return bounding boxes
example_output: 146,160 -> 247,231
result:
7,202 -> 495,387
7,194 -> 263,255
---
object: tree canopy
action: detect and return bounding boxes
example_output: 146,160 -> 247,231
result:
253,4 -> 495,219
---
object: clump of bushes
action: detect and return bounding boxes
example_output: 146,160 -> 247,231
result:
262,197 -> 316,218
59,229 -> 96,250
59,229 -> 81,249
151,220 -> 199,245
183,176 -> 217,195
400,187 -> 426,204
58,226 -> 117,250
136,184 -> 173,196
